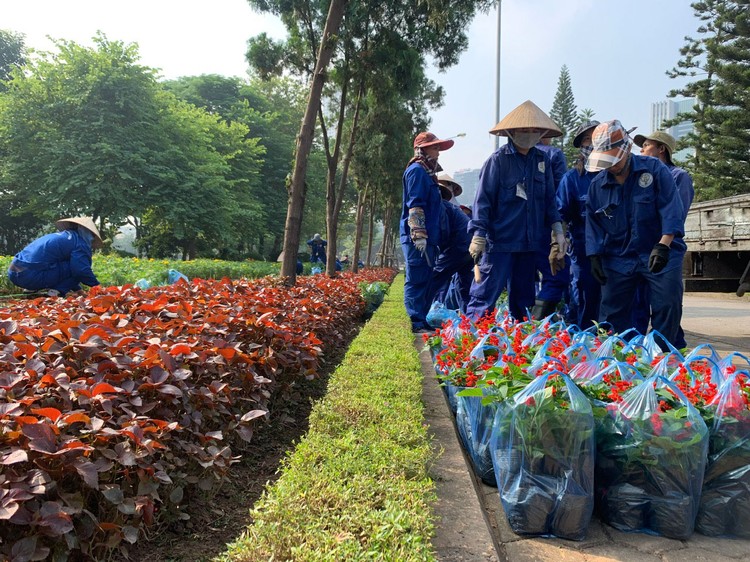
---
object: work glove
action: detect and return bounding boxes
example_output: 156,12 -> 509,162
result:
648,243 -> 670,273
469,235 -> 486,261
549,231 -> 568,276
590,255 -> 607,285
414,238 -> 427,252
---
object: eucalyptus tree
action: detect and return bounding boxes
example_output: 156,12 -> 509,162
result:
246,0 -> 494,280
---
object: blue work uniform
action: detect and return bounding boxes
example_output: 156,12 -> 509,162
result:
307,238 -> 327,265
558,165 -> 600,328
632,163 -> 694,344
586,154 -> 685,348
466,142 -> 561,321
426,201 -> 473,312
534,143 -> 570,309
400,161 -> 446,330
7,230 -> 100,295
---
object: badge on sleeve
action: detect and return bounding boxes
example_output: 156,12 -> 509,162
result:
638,173 -> 653,188
538,162 -> 545,173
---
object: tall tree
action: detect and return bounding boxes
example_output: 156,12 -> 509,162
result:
0,34 -> 265,257
667,0 -> 750,200
549,64 -> 578,163
246,0 -> 494,281
0,29 -> 26,89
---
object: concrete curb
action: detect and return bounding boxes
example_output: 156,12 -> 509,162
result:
418,337 -> 500,562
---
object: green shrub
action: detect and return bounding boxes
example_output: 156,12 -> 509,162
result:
220,276 -> 437,562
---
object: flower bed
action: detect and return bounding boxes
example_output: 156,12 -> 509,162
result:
0,269 -> 395,559
425,312 -> 750,541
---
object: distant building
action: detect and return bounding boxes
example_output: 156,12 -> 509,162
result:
452,168 -> 481,205
650,98 -> 696,162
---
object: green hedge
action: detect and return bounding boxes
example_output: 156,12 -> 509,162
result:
219,276 -> 437,561
0,255 -> 316,295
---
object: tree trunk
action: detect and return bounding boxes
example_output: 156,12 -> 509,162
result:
352,183 -> 368,273
326,77 -> 365,276
378,202 -> 393,268
366,189 -> 377,266
280,0 -> 348,283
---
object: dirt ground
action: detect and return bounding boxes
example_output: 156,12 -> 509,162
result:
116,327 -> 359,562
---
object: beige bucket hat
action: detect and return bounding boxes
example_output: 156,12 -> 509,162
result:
437,172 -> 463,198
56,216 -> 103,248
633,130 -> 677,165
489,100 -> 563,138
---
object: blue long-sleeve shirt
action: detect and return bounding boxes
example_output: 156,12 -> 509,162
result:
400,162 -> 447,248
585,155 -> 685,272
536,143 -> 568,189
558,166 -> 597,257
469,142 -> 561,252
669,165 -> 694,222
11,230 -> 99,287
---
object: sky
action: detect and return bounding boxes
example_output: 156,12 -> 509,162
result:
4,0 -> 698,176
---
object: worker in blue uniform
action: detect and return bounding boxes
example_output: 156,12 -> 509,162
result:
556,120 -> 601,329
401,131 -> 453,332
466,100 -> 567,322
425,179 -> 473,312
585,120 -> 685,349
7,216 -> 102,296
631,130 -> 693,346
533,138 -> 569,319
307,233 -> 327,265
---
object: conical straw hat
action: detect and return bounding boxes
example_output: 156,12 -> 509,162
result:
489,100 -> 562,138
56,216 -> 103,248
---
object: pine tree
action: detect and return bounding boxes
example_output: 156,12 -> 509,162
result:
667,0 -> 750,200
549,65 -> 578,165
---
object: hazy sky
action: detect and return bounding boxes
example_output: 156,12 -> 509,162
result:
5,0 -> 698,175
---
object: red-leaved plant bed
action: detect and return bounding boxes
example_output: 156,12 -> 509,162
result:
0,269 -> 395,560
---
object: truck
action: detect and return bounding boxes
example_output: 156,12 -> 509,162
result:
683,193 -> 750,296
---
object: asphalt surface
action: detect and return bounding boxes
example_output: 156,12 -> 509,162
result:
420,292 -> 750,562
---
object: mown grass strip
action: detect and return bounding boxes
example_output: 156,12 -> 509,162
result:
219,275 -> 437,562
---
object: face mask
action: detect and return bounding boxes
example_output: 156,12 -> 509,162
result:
509,131 -> 544,150
580,145 -> 593,159
77,226 -> 95,247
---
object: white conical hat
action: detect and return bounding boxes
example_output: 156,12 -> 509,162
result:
56,216 -> 103,247
489,100 -> 563,138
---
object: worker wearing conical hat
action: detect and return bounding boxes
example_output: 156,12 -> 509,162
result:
7,216 -> 102,296
466,100 -> 567,321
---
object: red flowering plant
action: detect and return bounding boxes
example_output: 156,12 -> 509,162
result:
593,376 -> 709,540
686,352 -> 750,538
489,371 -> 596,540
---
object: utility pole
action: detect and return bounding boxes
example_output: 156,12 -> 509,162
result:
494,0 -> 502,150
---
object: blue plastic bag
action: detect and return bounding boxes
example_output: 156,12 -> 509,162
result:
167,269 -> 189,284
490,372 -> 595,540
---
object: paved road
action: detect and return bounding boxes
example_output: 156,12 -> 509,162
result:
682,292 -> 750,358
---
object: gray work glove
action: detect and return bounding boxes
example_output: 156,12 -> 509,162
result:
469,235 -> 486,261
414,238 -> 427,252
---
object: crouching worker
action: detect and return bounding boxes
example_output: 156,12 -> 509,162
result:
7,217 -> 103,296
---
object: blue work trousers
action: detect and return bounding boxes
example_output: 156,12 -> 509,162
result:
426,250 -> 473,313
535,248 -> 570,303
8,262 -> 82,295
467,252 -> 536,322
569,255 -> 601,330
599,261 -> 683,350
402,242 -> 438,330
632,280 -> 687,347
